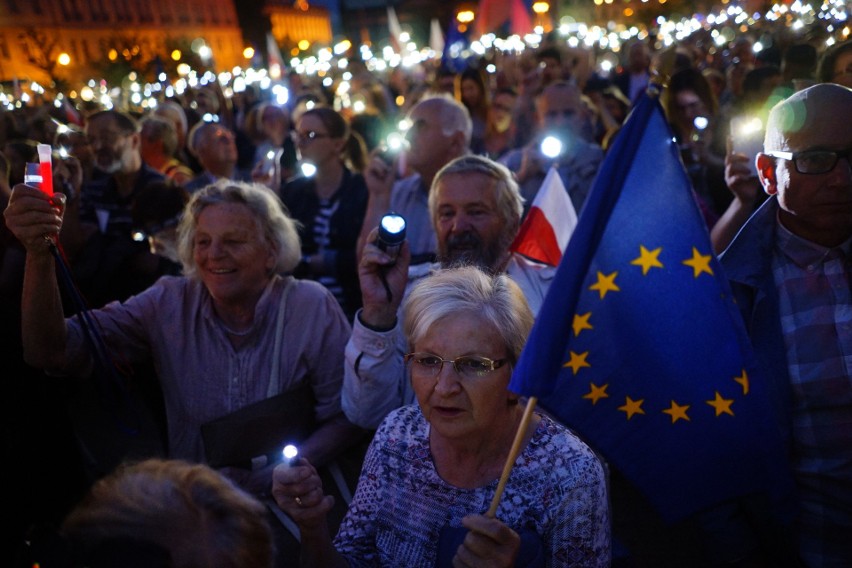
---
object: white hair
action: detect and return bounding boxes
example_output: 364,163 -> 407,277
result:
403,265 -> 534,365
176,179 -> 301,278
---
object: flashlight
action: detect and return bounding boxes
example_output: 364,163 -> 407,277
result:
540,135 -> 564,160
377,213 -> 406,262
692,116 -> 709,143
282,444 -> 299,467
375,144 -> 398,166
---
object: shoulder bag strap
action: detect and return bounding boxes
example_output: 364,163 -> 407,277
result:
267,277 -> 294,397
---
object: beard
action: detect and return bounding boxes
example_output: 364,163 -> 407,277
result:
493,114 -> 512,133
96,153 -> 122,174
438,230 -> 511,273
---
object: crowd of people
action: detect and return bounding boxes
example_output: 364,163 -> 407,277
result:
0,20 -> 851,567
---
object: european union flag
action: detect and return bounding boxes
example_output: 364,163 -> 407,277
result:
509,91 -> 792,522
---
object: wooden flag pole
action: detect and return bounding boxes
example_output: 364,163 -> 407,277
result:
486,396 -> 538,518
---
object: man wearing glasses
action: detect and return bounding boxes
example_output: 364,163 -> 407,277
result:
721,82 -> 852,566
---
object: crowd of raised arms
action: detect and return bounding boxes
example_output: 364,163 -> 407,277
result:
1,22 -> 851,568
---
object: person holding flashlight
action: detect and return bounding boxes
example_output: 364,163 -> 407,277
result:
357,95 -> 472,264
273,266 -> 609,567
343,155 -> 554,430
4,179 -> 362,503
499,81 -> 603,215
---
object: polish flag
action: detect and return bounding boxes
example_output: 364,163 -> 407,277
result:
510,167 -> 577,266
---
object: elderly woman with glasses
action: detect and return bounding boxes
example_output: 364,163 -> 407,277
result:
272,266 -> 610,567
4,179 -> 362,497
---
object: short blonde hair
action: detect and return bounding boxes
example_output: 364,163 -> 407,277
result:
62,459 -> 272,568
177,179 -> 301,277
403,265 -> 534,365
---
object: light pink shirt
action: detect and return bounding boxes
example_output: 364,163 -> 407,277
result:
63,275 -> 351,462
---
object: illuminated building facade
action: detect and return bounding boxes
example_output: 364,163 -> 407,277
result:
0,0 -> 244,85
266,0 -> 333,51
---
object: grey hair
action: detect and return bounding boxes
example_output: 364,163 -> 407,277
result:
141,115 -> 179,156
176,179 -> 301,278
187,121 -> 219,157
429,154 -> 525,232
403,265 -> 534,365
155,100 -> 189,136
417,95 -> 473,149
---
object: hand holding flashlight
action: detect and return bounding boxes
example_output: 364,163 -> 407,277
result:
358,220 -> 411,331
282,444 -> 299,468
375,213 -> 406,304
376,213 -> 406,264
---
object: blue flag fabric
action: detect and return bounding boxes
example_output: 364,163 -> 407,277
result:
508,92 -> 793,523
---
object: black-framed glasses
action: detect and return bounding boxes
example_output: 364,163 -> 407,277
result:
291,130 -> 330,144
764,149 -> 852,175
404,352 -> 507,379
131,215 -> 181,242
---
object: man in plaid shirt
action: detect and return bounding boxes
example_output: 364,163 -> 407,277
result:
721,83 -> 852,567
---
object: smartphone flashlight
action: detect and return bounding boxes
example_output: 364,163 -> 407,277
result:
300,161 -> 317,178
540,135 -> 564,159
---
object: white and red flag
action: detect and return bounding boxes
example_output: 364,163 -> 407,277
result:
510,166 -> 577,266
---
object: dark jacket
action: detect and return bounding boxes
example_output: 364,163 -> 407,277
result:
280,167 -> 368,321
719,196 -> 794,446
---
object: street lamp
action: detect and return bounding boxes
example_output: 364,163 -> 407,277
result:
457,10 -> 475,24
57,53 -> 71,66
532,1 -> 551,33
457,8 -> 475,33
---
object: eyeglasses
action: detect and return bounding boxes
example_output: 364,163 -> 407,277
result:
131,215 -> 181,242
763,148 -> 852,175
291,130 -> 330,144
404,352 -> 507,379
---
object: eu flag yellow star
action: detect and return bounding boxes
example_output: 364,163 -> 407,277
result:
589,271 -> 620,299
734,370 -> 749,395
663,400 -> 691,423
706,391 -> 735,417
583,382 -> 609,405
630,245 -> 664,275
682,247 -> 714,278
618,396 -> 645,419
572,312 -> 593,337
563,351 -> 591,374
